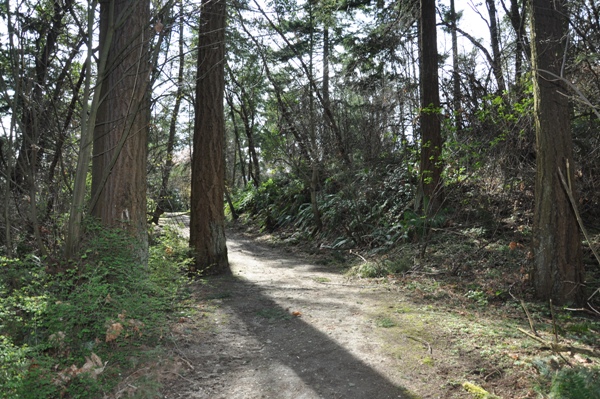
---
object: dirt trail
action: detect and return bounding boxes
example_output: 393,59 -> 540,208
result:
159,229 -> 487,399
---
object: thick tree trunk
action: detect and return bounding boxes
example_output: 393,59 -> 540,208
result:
190,0 -> 229,275
91,0 -> 150,262
531,0 -> 584,305
417,0 -> 444,214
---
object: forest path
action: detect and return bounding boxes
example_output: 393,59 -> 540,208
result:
158,224 -> 477,399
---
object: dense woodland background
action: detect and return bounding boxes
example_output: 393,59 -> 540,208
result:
1,0 -> 600,397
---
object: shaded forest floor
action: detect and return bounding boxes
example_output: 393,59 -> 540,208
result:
132,218 -> 600,399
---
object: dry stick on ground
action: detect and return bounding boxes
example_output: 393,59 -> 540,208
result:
349,249 -> 367,263
550,299 -> 559,344
516,328 -> 573,367
407,335 -> 432,354
509,284 -> 539,336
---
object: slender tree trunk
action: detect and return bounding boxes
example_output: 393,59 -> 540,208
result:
91,0 -> 150,262
503,0 -> 529,84
450,0 -> 462,135
190,0 -> 229,275
254,1 -> 351,167
66,0 -> 98,259
531,0 -> 584,305
417,0 -> 444,214
225,91 -> 247,187
240,102 -> 260,187
13,0 -> 74,190
226,66 -> 260,187
152,8 -> 186,225
486,0 -> 506,93
323,26 -> 330,111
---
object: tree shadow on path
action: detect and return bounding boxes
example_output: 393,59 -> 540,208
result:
216,276 -> 418,399
189,233 -> 420,399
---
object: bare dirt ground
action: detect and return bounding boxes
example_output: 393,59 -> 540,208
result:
158,225 -> 532,399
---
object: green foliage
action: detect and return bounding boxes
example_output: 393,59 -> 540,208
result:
232,178 -> 308,230
0,221 -> 190,398
548,367 -> 600,399
464,289 -> 488,307
534,357 -> 600,399
375,317 -> 396,328
319,164 -> 418,248
350,257 -> 412,278
0,335 -> 29,398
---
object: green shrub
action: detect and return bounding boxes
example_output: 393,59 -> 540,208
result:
0,221 -> 190,398
0,335 -> 29,398
549,367 -> 600,399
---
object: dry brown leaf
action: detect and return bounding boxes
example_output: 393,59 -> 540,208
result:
80,352 -> 106,379
106,322 -> 123,342
53,352 -> 106,385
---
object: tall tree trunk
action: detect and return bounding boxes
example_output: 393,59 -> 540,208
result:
417,0 -> 444,215
91,0 -> 150,262
486,0 -> 506,93
66,0 -> 99,259
531,0 -> 584,305
225,66 -> 260,187
152,6 -> 186,225
502,0 -> 529,84
450,0 -> 462,135
225,91 -> 248,187
190,0 -> 229,275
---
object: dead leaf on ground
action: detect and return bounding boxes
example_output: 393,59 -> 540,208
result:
106,322 -> 124,342
53,352 -> 106,385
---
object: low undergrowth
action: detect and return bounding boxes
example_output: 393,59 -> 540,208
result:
0,222 -> 192,398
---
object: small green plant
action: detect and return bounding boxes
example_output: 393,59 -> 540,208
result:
352,262 -> 386,278
375,317 -> 396,328
465,289 -> 488,306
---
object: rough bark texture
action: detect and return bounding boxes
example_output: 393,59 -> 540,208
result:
92,0 -> 150,261
190,0 -> 229,275
531,0 -> 584,304
418,0 -> 444,214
